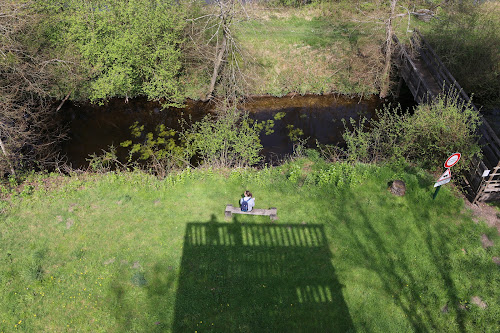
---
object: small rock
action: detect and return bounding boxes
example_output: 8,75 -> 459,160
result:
103,258 -> 115,265
441,304 -> 449,313
132,261 -> 141,269
388,180 -> 406,196
470,296 -> 487,309
492,257 -> 500,266
66,218 -> 74,229
480,234 -> 494,249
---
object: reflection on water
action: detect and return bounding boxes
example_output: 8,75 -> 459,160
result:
61,94 -> 383,168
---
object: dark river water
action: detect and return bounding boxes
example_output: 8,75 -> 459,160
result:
61,93 -> 414,168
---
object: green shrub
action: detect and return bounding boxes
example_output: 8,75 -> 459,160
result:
343,94 -> 482,172
184,110 -> 264,168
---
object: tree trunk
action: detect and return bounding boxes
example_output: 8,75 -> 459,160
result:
380,0 -> 397,99
205,32 -> 227,101
0,132 -> 16,177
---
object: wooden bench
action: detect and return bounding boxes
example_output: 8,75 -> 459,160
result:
225,204 -> 278,221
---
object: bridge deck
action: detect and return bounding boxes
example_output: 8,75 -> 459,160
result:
411,56 -> 441,97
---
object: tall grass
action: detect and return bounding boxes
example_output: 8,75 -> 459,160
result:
0,161 -> 499,332
420,1 -> 500,110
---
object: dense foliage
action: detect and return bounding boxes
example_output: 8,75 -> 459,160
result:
0,0 -> 66,176
37,0 -> 186,105
118,108 -> 280,173
343,94 -> 482,171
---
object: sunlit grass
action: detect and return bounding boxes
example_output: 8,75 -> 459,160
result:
234,4 -> 386,97
1,161 -> 499,332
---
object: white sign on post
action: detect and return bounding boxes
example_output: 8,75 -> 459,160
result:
444,153 -> 461,169
434,153 -> 460,198
434,169 -> 451,187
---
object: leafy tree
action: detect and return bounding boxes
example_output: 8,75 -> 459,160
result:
120,105 -> 280,173
184,110 -> 264,168
51,0 -> 187,105
120,122 -> 189,178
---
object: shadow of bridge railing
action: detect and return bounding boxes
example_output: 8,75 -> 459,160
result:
172,216 -> 354,332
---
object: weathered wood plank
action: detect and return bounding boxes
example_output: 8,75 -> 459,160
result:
225,204 -> 278,221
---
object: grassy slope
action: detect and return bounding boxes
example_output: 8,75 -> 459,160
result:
419,1 -> 500,111
194,1 -> 442,99
235,3 -> 386,97
184,2 -> 391,99
1,160 -> 499,332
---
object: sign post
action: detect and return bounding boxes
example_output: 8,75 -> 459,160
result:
433,153 -> 461,199
432,185 -> 441,200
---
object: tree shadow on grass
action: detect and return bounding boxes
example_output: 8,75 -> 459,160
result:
334,182 -> 471,332
172,215 -> 354,332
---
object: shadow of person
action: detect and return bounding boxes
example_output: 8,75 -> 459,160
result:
172,216 -> 354,332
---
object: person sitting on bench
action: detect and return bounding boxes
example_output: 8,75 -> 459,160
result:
240,190 -> 255,212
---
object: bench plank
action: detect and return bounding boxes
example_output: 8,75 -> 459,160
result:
225,204 -> 278,220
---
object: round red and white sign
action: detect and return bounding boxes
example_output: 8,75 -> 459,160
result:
444,153 -> 461,168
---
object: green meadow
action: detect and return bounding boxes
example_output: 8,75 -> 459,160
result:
1,160 -> 499,332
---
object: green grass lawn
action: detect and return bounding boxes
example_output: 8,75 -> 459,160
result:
1,160 -> 499,332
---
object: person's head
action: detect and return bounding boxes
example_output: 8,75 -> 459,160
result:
244,190 -> 252,197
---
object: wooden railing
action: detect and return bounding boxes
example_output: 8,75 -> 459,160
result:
393,34 -> 432,104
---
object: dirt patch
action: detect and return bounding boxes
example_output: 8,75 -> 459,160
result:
66,218 -> 74,229
464,200 -> 500,234
68,203 -> 77,213
480,234 -> 495,249
103,258 -> 115,265
470,296 -> 488,309
492,257 -> 500,266
302,161 -> 314,173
